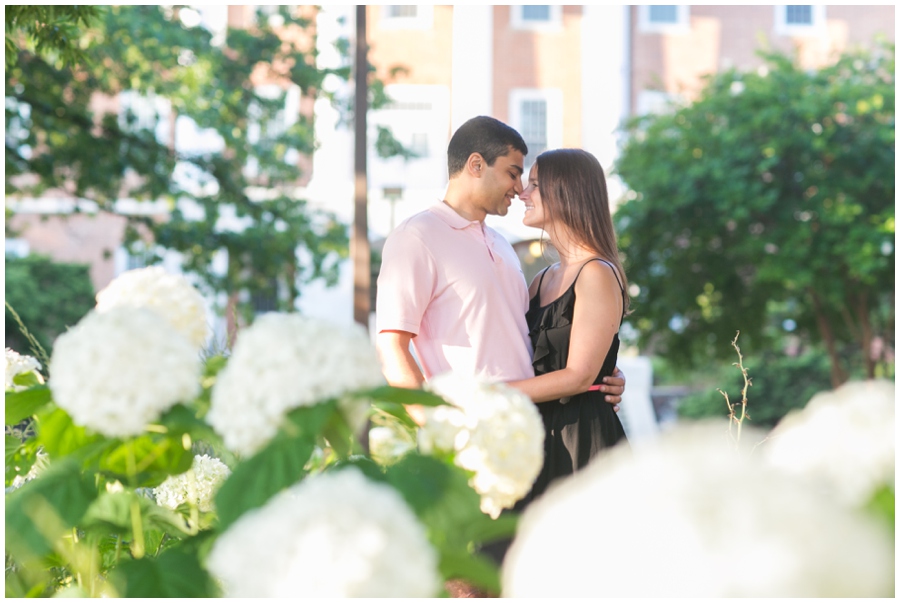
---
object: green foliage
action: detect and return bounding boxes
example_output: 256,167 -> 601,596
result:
677,348 -> 833,427
615,44 -> 895,383
5,458 -> 98,561
5,346 -> 516,597
6,6 -> 350,318
5,5 -> 100,68
5,255 -> 95,361
213,402 -> 333,531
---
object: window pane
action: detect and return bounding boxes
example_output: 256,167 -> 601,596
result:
785,5 -> 812,25
520,100 -> 547,157
522,5 -> 551,21
648,5 -> 678,24
387,6 -> 417,18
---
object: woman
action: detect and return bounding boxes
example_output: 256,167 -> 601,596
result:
508,148 -> 630,509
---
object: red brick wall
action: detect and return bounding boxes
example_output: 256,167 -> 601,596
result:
491,5 -> 584,146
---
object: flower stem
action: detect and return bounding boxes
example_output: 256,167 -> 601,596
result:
126,442 -> 145,559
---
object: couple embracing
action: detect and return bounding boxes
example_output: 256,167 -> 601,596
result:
376,116 -> 630,517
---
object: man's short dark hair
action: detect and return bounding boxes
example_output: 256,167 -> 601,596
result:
447,116 -> 528,178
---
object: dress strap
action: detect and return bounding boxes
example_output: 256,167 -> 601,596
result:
535,266 -> 551,297
575,258 -> 627,319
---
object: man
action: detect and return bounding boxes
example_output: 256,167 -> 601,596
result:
376,116 -> 625,597
376,115 -> 625,411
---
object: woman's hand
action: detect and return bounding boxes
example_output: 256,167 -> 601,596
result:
599,366 -> 626,413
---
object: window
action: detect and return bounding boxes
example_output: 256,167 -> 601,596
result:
648,5 -> 678,24
5,238 -> 29,258
520,100 -> 548,157
386,5 -> 416,18
511,5 -> 562,31
380,5 -> 432,30
509,89 -> 563,167
785,5 -> 812,25
522,5 -> 550,21
367,84 -> 449,192
775,5 -> 825,36
409,132 -> 429,158
636,90 -> 678,116
638,5 -> 690,34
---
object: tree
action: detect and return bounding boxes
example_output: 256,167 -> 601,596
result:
5,6 -> 373,321
5,255 -> 95,360
614,43 -> 895,386
5,6 -> 100,68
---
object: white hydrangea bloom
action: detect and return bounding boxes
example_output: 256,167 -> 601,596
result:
95,266 -> 210,349
206,467 -> 440,597
154,454 -> 231,512
423,373 -> 544,519
207,314 -> 385,456
764,380 -> 895,508
502,422 -> 894,598
5,348 -> 43,391
48,308 -> 202,438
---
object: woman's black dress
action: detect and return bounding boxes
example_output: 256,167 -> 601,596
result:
514,258 -> 629,511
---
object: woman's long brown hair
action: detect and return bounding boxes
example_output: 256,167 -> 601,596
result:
535,148 -> 630,314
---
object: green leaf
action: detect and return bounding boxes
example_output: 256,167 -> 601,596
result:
329,456 -> 387,482
110,545 -> 219,597
5,385 -> 52,424
5,458 -> 98,561
357,386 -> 449,408
98,434 -> 193,487
81,491 -> 188,540
214,401 -> 335,531
12,371 -> 43,389
35,406 -> 107,460
370,401 -> 418,431
6,434 -> 24,465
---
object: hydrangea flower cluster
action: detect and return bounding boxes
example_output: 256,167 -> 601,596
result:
48,308 -> 202,438
154,454 -> 231,512
206,467 -> 440,597
95,266 -> 210,349
423,373 -> 544,518
764,379 -> 895,508
207,314 -> 385,456
5,348 -> 43,391
502,422 -> 894,598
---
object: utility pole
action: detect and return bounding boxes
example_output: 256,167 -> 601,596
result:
352,5 -> 370,330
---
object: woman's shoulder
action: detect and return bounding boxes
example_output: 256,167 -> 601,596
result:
574,258 -> 624,295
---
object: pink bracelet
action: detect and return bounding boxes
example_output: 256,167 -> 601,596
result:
587,384 -> 603,391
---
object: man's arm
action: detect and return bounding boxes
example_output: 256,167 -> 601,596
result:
376,330 -> 424,388
376,329 -> 427,425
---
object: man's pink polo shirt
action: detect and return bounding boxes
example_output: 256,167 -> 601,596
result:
376,201 -> 534,382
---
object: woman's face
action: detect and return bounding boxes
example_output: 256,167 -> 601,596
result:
520,164 -> 547,229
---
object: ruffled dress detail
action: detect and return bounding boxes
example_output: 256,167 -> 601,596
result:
514,258 -> 629,511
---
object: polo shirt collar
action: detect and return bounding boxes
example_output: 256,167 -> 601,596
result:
431,200 -> 481,230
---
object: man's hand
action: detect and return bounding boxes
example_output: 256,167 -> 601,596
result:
600,366 -> 626,413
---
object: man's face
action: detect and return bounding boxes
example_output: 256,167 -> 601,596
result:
479,149 -> 525,217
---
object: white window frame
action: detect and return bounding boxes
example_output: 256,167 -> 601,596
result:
638,5 -> 690,35
774,5 -> 827,37
379,5 -> 433,30
510,5 -> 563,32
509,88 -> 563,167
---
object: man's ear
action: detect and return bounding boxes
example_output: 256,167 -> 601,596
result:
466,152 -> 485,177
